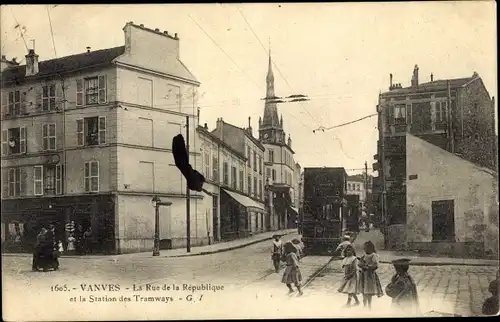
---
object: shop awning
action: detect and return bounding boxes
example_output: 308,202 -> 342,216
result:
222,189 -> 265,213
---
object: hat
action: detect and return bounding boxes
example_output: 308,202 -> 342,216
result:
343,235 -> 351,240
391,258 -> 411,266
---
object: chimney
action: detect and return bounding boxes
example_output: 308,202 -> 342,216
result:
411,64 -> 419,87
86,46 -> 91,53
204,123 -> 208,129
25,49 -> 39,77
248,116 -> 253,135
390,73 -> 393,88
430,73 -> 434,82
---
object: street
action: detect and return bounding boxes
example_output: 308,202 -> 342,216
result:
3,231 -> 498,320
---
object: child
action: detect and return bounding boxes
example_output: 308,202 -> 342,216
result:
359,241 -> 384,309
271,235 -> 283,273
337,244 -> 361,307
385,258 -> 420,315
335,235 -> 352,259
482,270 -> 499,315
281,241 -> 303,296
67,233 -> 76,252
291,238 -> 304,261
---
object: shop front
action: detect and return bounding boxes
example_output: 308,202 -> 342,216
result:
1,194 -> 115,254
220,189 -> 265,241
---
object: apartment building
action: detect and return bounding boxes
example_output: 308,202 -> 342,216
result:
210,118 -> 268,238
1,22 -> 204,254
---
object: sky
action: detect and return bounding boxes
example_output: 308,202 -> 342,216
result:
1,2 -> 497,174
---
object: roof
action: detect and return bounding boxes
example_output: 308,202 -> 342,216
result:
382,76 -> 477,96
197,126 -> 246,160
1,46 -> 126,86
211,121 -> 265,151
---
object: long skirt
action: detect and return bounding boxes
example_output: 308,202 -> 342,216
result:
360,270 -> 384,296
281,265 -> 302,285
338,275 -> 360,294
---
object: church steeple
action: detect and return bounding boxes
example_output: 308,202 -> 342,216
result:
259,40 -> 284,144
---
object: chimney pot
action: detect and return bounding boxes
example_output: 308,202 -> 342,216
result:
204,123 -> 208,129
86,46 -> 91,53
248,116 -> 251,128
164,31 -> 168,35
155,28 -> 159,32
174,33 -> 178,38
140,24 -> 144,27
130,21 -> 134,24
431,73 -> 434,82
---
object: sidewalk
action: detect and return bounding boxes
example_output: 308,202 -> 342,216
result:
1,228 -> 298,259
376,250 -> 499,267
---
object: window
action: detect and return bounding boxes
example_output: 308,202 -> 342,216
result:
253,177 -> 257,197
42,84 -> 57,111
204,150 -> 210,180
231,166 -> 237,189
239,169 -> 244,192
212,155 -> 219,182
269,149 -> 274,163
393,105 -> 406,124
55,164 -> 64,195
247,175 -> 252,195
272,169 -> 276,181
77,116 -> 106,146
2,127 -> 26,155
34,166 -> 44,196
253,151 -> 257,172
266,168 -> 271,182
76,75 -> 107,106
223,162 -> 229,185
7,91 -> 21,116
259,179 -> 262,199
247,147 -> 251,167
348,183 -> 351,191
42,123 -> 56,151
84,161 -> 99,192
7,168 -> 21,197
436,101 -> 447,123
258,156 -> 262,174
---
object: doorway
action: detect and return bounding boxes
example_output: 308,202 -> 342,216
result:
432,200 -> 455,241
212,195 -> 219,242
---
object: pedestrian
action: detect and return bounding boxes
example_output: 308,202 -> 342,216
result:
385,258 -> 420,315
32,228 -> 47,271
482,270 -> 499,316
67,233 -> 76,253
83,227 -> 93,254
335,235 -> 352,259
337,244 -> 361,307
271,235 -> 283,273
281,241 -> 303,296
358,241 -> 384,309
291,238 -> 304,260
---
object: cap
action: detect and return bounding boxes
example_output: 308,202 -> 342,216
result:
392,258 -> 412,265
343,235 -> 351,240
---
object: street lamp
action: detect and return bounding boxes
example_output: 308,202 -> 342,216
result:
151,196 -> 171,257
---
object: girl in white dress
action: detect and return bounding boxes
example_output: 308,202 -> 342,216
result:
338,244 -> 361,307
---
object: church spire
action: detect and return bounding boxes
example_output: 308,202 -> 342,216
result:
266,39 -> 275,98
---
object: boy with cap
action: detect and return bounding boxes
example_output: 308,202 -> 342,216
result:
271,235 -> 283,273
482,270 -> 499,315
385,258 -> 420,315
335,235 -> 352,259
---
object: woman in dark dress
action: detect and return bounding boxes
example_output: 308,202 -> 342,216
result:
32,228 -> 47,271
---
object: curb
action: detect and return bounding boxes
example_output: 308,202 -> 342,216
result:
1,231 -> 297,260
164,230 -> 296,258
379,260 -> 499,267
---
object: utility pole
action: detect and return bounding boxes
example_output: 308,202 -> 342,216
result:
186,115 -> 191,253
364,160 -> 368,211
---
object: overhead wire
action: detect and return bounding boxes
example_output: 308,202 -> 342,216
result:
9,6 -> 29,52
313,113 -> 378,133
187,13 -> 311,131
237,8 -> 321,127
46,5 -> 57,58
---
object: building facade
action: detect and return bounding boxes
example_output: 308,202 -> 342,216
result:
258,51 -> 298,229
210,118 -> 268,239
1,22 -> 206,254
372,65 -> 497,253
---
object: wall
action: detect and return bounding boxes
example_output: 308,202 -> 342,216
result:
1,66 -> 118,197
116,194 -> 210,253
456,78 -> 496,169
406,133 -> 498,257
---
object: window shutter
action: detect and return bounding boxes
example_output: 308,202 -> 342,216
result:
98,116 -> 106,144
20,127 -> 27,154
1,130 -> 7,156
35,87 -> 42,111
76,119 -> 84,146
33,165 -> 43,196
1,91 -> 7,117
42,124 -> 48,151
20,92 -> 28,114
76,79 -> 84,106
50,123 -> 57,150
98,75 -> 107,104
2,169 -> 8,198
84,161 -> 90,192
56,164 -> 63,195
55,82 -> 64,110
20,168 -> 27,196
